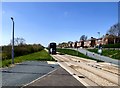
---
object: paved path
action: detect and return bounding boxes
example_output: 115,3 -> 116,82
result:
24,67 -> 86,88
72,48 -> 119,66
1,61 -> 59,87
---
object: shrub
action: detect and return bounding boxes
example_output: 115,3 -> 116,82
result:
2,44 -> 44,60
102,43 -> 120,48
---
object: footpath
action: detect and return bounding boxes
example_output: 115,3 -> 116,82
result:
72,48 -> 119,66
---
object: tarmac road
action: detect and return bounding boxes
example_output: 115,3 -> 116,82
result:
1,61 -> 59,87
24,67 -> 86,88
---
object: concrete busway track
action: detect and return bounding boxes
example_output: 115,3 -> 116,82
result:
63,55 -> 120,76
52,54 -> 120,87
57,54 -> 119,81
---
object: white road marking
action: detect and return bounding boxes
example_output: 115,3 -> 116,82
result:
21,68 -> 59,88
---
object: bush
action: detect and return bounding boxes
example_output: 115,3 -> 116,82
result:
2,44 -> 44,60
102,43 -> 120,48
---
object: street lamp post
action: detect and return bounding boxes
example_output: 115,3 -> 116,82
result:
11,17 -> 14,64
97,32 -> 100,39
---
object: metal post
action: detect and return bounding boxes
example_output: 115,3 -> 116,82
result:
97,32 -> 100,39
11,17 -> 14,64
77,47 -> 78,56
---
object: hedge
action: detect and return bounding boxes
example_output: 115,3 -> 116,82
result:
2,44 -> 44,60
102,43 -> 120,48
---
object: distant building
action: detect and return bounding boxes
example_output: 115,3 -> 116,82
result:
84,40 -> 91,47
68,41 -> 73,48
71,42 -> 74,48
95,38 -> 103,46
74,41 -> 81,48
59,34 -> 120,48
102,34 -> 120,45
90,37 -> 96,47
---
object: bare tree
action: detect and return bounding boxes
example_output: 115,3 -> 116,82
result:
19,38 -> 25,45
107,23 -> 120,36
10,37 -> 26,46
80,35 -> 87,41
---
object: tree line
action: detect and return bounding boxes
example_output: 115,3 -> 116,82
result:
2,37 -> 44,60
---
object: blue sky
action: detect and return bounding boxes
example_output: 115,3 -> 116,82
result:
2,2 -> 118,47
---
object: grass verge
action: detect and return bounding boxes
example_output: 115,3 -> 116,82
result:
57,48 -> 103,62
87,49 -> 120,60
0,50 -> 55,68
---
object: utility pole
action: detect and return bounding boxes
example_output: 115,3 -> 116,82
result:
97,32 -> 100,39
11,17 -> 14,64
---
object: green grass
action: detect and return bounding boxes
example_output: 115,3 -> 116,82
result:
87,49 -> 98,53
102,43 -> 120,48
0,53 -> 2,57
0,53 -> 2,67
0,50 -> 54,68
57,48 -> 103,62
87,49 -> 120,60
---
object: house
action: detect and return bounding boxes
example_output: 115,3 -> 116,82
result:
95,38 -> 103,46
102,34 -> 120,45
68,41 -> 73,48
83,37 -> 96,47
84,40 -> 91,47
59,34 -> 120,48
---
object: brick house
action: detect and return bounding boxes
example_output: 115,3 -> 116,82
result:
66,34 -> 120,48
102,34 -> 120,45
84,40 -> 91,47
95,38 -> 103,46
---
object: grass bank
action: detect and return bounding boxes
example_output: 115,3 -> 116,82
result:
0,50 -> 54,67
87,49 -> 120,60
57,48 -> 103,62
102,43 -> 120,48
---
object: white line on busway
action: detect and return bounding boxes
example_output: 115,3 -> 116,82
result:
21,67 -> 59,88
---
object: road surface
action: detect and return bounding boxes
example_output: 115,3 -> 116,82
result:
2,60 -> 86,88
2,61 -> 59,87
23,67 -> 86,88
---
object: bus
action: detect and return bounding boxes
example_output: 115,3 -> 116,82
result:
48,42 -> 56,54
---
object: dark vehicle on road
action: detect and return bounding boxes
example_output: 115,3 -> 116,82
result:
49,42 -> 56,54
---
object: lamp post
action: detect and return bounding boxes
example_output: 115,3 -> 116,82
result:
97,32 -> 100,47
97,32 -> 100,39
11,17 -> 14,64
